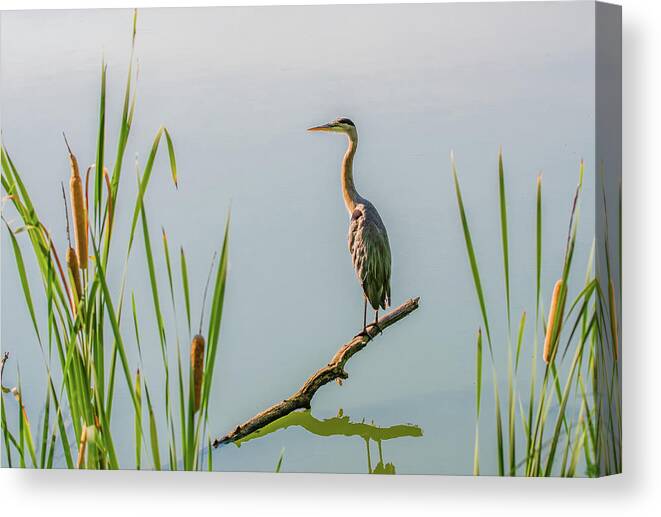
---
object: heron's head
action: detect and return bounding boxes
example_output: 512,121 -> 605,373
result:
307,117 -> 356,136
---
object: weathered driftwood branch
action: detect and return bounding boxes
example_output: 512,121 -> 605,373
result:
213,297 -> 420,447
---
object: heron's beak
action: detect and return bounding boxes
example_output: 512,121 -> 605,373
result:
307,123 -> 334,132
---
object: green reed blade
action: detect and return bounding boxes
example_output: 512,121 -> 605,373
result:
498,148 -> 511,327
1,394 -> 14,467
139,202 -> 172,442
128,126 -> 178,253
208,436 -> 213,472
275,447 -> 285,473
141,207 -> 167,352
175,342 -> 187,467
47,377 -> 74,469
507,349 -> 516,476
2,147 -> 36,217
38,383 -> 51,468
168,418 -> 178,471
180,247 -> 192,336
135,369 -> 142,470
3,220 -> 42,345
566,402 -> 586,477
162,228 -> 177,312
476,328 -> 483,417
18,386 -> 25,467
17,375 -> 37,467
526,175 -> 543,473
544,314 -> 594,476
517,395 -> 529,440
110,8 -> 138,197
162,226 -> 183,463
492,366 -> 505,476
90,235 -> 138,413
473,328 -> 483,475
131,293 -> 142,358
105,343 -> 118,419
94,62 -> 107,231
163,128 -> 178,189
536,174 -> 542,317
200,215 -> 230,415
143,383 -> 161,470
515,311 -> 526,372
93,381 -> 119,469
451,158 -> 493,352
186,357 -> 196,470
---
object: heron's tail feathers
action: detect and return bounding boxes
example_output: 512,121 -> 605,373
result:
364,282 -> 391,311
384,284 -> 391,310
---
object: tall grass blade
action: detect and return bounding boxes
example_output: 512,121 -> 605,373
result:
498,148 -> 511,326
38,383 -> 51,468
143,383 -> 161,470
275,447 -> 285,473
3,220 -> 42,345
163,128 -> 178,189
492,367 -> 505,476
451,157 -> 493,351
135,369 -> 142,469
128,127 -> 178,252
94,62 -> 107,230
515,311 -> 526,372
473,328 -> 483,475
180,247 -> 192,336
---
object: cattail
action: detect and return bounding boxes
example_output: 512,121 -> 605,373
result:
62,183 -> 83,312
64,133 -> 88,269
608,278 -> 619,360
66,247 -> 83,309
543,279 -> 565,363
190,253 -> 216,413
191,334 -> 205,412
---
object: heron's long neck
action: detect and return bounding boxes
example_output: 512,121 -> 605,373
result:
342,133 -> 361,214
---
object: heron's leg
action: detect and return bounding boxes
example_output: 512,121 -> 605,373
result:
372,309 -> 383,335
354,299 -> 371,340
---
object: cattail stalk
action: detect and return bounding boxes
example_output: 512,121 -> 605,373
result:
64,134 -> 88,269
191,334 -> 205,412
76,424 -> 88,469
543,279 -> 565,364
608,278 -> 619,360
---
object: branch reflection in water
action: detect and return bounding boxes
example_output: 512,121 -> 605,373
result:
222,409 -> 423,474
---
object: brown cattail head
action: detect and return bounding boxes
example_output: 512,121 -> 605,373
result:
191,334 -> 205,412
66,247 -> 83,310
543,279 -> 565,364
64,135 -> 88,269
608,278 -> 619,360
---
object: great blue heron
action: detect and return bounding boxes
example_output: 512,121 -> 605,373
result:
308,117 -> 392,336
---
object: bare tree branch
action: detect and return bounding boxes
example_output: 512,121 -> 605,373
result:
213,297 -> 421,447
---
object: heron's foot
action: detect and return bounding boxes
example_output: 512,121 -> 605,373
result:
369,322 -> 384,336
354,327 -> 374,341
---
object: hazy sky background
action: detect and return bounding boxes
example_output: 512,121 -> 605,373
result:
1,2 -> 595,474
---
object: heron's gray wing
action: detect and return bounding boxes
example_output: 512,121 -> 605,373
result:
348,203 -> 392,310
